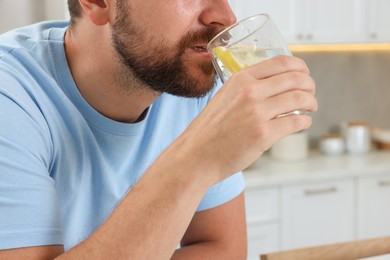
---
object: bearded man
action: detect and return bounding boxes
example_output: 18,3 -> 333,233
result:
0,0 -> 317,259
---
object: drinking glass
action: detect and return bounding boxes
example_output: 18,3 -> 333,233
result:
207,13 -> 305,117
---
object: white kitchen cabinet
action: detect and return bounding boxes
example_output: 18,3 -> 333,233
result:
297,0 -> 366,44
281,179 -> 355,250
245,188 -> 279,224
245,188 -> 280,259
228,0 -> 300,44
244,152 -> 390,256
358,173 -> 390,239
247,223 -> 279,260
366,0 -> 390,42
229,0 -> 390,44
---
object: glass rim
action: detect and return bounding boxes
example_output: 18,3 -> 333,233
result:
207,13 -> 271,51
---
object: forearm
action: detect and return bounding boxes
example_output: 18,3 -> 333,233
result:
172,193 -> 247,260
172,241 -> 246,260
57,143 -> 215,259
173,242 -> 223,260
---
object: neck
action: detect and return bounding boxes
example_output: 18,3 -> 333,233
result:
64,21 -> 160,123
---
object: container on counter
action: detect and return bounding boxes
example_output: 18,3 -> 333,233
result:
270,131 -> 308,160
319,134 -> 345,156
372,128 -> 390,150
343,121 -> 372,155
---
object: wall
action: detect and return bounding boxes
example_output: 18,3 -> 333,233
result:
293,50 -> 390,147
0,0 -> 67,34
0,0 -> 46,33
45,0 -> 68,20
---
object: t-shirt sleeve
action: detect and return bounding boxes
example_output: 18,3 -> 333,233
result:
0,81 -> 63,250
196,172 -> 245,212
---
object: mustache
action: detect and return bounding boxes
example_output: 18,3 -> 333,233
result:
178,27 -> 224,51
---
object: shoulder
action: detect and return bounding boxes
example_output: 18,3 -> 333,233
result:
0,21 -> 68,52
0,22 -> 71,161
0,21 -> 69,107
0,21 -> 68,74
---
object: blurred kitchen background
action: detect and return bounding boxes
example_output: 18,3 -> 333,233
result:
2,1 -> 390,259
0,0 -> 68,33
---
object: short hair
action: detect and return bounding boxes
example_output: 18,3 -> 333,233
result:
67,0 -> 83,25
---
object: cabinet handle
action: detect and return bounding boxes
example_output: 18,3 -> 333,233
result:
304,187 -> 338,196
297,34 -> 304,40
378,180 -> 390,187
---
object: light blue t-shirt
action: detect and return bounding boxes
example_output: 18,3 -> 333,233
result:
0,21 -> 245,251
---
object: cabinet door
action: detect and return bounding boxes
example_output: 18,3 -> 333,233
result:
245,188 -> 280,258
245,188 -> 279,224
247,223 -> 279,260
366,0 -> 390,42
228,0 -> 300,44
358,173 -> 390,239
301,0 -> 366,43
282,179 -> 354,250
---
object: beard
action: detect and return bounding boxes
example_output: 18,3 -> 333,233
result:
111,1 -> 220,98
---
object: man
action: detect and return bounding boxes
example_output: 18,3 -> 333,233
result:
0,0 -> 317,259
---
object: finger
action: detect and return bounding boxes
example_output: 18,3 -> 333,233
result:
264,90 -> 318,120
254,113 -> 313,152
268,114 -> 313,144
243,55 -> 311,80
258,71 -> 316,98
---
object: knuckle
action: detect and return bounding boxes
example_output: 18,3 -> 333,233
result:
289,71 -> 303,85
252,125 -> 268,140
275,55 -> 309,74
250,110 -> 269,139
290,90 -> 305,104
275,55 -> 293,68
293,57 -> 310,73
306,91 -> 318,112
238,83 -> 257,103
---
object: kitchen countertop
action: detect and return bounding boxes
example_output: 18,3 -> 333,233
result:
243,150 -> 390,189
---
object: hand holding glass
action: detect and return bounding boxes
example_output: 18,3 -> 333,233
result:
207,13 -> 306,117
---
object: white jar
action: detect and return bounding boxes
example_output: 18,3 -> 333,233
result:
270,131 -> 308,160
319,134 -> 344,156
345,121 -> 371,155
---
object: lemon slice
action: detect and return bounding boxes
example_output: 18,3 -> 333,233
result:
213,46 -> 244,74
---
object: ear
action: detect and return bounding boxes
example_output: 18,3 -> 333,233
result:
78,0 -> 110,25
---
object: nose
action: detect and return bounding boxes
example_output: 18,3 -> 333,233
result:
199,0 -> 237,28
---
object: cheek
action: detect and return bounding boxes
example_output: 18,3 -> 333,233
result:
132,2 -> 200,45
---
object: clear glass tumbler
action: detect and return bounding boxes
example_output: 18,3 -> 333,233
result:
207,13 -> 305,117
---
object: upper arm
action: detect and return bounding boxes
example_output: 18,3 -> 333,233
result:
180,192 -> 247,258
0,245 -> 64,260
0,85 -> 63,251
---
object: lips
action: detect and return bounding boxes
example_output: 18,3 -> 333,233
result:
192,46 -> 208,51
189,43 -> 212,60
